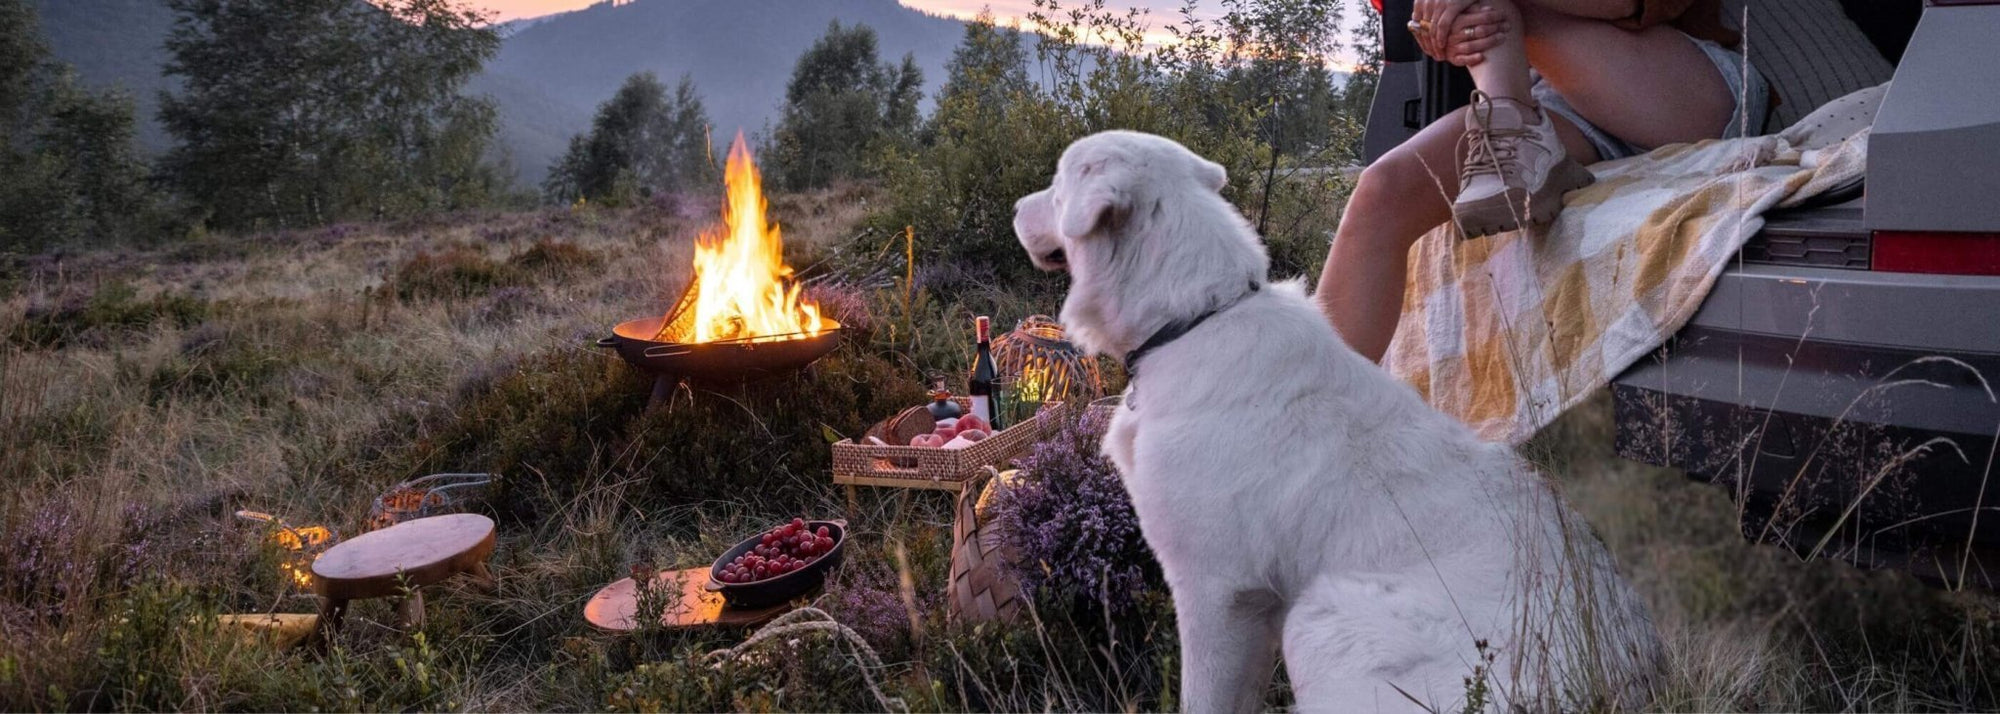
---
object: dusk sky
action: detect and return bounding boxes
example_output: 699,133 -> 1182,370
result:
478,0 -> 1185,24
477,0 -> 1363,67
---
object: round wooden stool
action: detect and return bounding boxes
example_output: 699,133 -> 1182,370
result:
584,568 -> 796,632
311,513 -> 497,632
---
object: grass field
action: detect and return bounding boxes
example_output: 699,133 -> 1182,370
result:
3,189 -> 1998,711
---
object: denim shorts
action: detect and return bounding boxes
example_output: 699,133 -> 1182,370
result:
1530,33 -> 1769,162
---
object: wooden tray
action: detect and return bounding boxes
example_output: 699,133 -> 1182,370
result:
832,401 -> 1065,492
583,568 -> 799,632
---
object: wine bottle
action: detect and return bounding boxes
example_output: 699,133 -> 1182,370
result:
969,316 -> 999,428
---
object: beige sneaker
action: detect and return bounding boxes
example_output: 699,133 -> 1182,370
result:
1453,90 -> 1595,238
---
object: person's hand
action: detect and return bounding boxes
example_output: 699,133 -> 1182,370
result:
1445,4 -> 1508,66
1410,0 -> 1478,61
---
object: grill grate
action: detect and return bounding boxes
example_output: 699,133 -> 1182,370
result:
1742,228 -> 1870,269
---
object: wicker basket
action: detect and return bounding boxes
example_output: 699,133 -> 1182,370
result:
832,399 -> 1065,492
367,473 -> 493,531
947,467 -> 1025,624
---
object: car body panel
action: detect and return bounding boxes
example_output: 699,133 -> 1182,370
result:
1866,5 -> 2000,233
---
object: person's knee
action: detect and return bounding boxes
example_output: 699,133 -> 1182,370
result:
1339,154 -> 1442,254
1356,151 -> 1447,216
1509,0 -> 1563,40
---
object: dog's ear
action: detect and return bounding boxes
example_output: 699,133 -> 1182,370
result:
1058,162 -> 1128,239
1195,157 -> 1226,192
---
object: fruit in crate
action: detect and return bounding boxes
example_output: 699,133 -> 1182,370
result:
714,518 -> 840,584
955,415 -> 992,434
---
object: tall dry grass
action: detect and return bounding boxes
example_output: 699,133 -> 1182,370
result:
1,179 -> 1996,710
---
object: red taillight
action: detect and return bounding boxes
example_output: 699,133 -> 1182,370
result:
1871,231 -> 2000,275
1370,0 -> 1383,13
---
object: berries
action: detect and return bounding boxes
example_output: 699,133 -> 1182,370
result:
716,517 -> 839,585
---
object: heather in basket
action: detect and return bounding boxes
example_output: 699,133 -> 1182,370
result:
989,409 -> 1161,614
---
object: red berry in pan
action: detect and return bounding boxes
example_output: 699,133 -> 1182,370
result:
816,526 -> 830,538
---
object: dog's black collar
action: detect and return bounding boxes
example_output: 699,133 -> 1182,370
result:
1121,281 -> 1262,410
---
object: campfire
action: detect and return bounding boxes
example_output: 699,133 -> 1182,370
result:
600,133 -> 842,383
658,134 -> 825,343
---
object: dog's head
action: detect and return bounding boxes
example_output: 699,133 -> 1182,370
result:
1014,130 -> 1269,357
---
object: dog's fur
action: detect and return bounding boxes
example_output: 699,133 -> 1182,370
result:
1014,131 -> 1661,713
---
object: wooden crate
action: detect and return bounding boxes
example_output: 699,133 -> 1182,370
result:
832,401 -> 1066,492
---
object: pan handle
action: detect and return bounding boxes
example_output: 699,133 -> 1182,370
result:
642,344 -> 693,358
595,337 -> 618,349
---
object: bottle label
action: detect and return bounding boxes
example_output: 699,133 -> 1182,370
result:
970,395 -> 992,423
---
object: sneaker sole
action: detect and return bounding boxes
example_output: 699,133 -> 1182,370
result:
1452,158 -> 1597,239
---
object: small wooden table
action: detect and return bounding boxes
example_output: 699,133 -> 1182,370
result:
311,513 -> 497,632
584,568 -> 795,632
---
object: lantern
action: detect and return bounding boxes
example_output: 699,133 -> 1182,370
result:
990,315 -> 1105,407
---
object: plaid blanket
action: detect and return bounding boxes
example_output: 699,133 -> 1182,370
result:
1384,118 -> 1874,444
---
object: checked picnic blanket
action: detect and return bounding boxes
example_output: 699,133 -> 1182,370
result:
1384,87 -> 1881,444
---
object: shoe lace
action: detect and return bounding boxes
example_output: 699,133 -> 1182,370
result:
1460,91 -> 1530,184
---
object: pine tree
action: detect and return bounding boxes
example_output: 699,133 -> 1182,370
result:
543,72 -> 714,205
0,0 -> 153,250
768,21 -> 923,190
158,0 -> 502,229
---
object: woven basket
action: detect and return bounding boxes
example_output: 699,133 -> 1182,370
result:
947,467 -> 1025,624
833,399 -> 1065,492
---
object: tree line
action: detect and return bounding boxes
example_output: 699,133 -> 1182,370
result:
2,0 -> 509,249
0,0 -> 1375,254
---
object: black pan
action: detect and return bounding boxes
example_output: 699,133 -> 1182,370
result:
597,316 -> 843,383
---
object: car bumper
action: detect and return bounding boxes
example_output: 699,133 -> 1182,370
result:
1612,263 -> 2000,587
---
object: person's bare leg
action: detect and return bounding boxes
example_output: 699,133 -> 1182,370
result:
1322,0 -> 1734,360
1316,108 -> 1598,361
1520,2 -> 1735,146
1462,0 -> 1532,102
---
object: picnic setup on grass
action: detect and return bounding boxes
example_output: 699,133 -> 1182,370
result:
222,137 -> 1111,648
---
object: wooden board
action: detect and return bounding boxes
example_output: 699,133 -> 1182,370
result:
832,472 -> 968,492
583,568 -> 797,632
215,613 -> 319,648
311,513 -> 496,600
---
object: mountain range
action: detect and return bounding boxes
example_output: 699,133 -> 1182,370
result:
33,0 -> 968,186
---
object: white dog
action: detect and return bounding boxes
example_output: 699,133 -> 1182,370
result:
1013,131 -> 1660,713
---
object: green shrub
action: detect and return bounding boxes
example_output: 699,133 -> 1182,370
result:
145,327 -> 296,405
863,3 -> 1360,292
505,237 -> 602,276
8,281 -> 210,348
380,336 -> 927,522
389,246 -> 519,300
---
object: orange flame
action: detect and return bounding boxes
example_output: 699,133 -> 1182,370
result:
672,133 -> 824,343
237,510 -> 331,589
